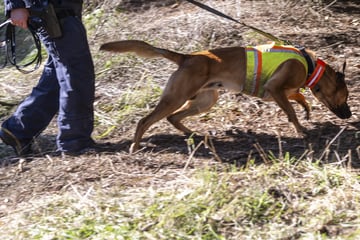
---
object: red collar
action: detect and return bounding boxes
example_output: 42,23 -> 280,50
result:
305,59 -> 326,89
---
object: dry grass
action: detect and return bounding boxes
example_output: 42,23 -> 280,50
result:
0,0 -> 359,239
1,157 -> 360,239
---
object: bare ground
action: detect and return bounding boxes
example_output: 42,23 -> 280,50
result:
0,0 -> 359,217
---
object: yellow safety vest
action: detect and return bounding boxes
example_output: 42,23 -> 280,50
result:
244,43 -> 308,97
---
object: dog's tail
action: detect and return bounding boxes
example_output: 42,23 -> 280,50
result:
100,40 -> 184,65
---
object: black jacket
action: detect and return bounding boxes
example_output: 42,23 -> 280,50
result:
3,0 -> 83,16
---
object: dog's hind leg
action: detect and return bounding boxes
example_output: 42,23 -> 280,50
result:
130,66 -> 208,153
130,97 -> 185,153
167,89 -> 219,133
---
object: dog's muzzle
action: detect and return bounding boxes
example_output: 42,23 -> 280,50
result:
331,103 -> 352,119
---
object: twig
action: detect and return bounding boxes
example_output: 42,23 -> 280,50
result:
246,150 -> 253,166
321,41 -> 344,49
204,134 -> 222,162
307,143 -> 314,161
347,149 -> 352,169
17,159 -> 26,173
318,126 -> 346,161
334,150 -> 341,162
183,140 -> 204,173
318,0 -> 338,13
45,154 -> 54,165
254,142 -> 270,164
0,100 -> 18,107
294,149 -> 309,167
68,183 -> 96,207
276,130 -> 283,160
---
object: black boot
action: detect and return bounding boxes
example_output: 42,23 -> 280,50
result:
0,128 -> 32,156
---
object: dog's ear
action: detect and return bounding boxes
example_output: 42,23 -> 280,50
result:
342,61 -> 346,75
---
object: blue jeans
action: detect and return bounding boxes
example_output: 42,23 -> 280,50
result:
1,16 -> 95,152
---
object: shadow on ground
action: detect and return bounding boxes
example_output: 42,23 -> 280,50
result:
118,120 -> 360,167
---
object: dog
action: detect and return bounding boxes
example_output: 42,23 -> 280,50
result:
100,40 -> 352,153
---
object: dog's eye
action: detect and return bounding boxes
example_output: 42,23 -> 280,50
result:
313,85 -> 320,92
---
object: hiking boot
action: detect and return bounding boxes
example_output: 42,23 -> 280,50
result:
0,128 -> 32,156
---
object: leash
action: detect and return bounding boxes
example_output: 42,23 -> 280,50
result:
185,0 -> 292,45
0,19 -> 42,74
0,19 -> 11,29
185,0 -> 325,87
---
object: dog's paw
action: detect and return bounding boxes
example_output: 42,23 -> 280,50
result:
293,124 -> 308,137
297,128 -> 310,138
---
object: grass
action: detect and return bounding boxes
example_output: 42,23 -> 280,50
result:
1,156 -> 360,239
0,1 -> 359,239
94,64 -> 163,139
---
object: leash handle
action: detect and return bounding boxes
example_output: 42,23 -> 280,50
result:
0,19 -> 42,73
185,0 -> 292,45
0,19 -> 11,29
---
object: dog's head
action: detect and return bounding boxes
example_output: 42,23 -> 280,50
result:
310,61 -> 351,119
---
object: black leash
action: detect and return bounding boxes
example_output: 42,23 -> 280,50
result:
0,19 -> 42,74
184,1 -> 320,78
185,0 -> 292,45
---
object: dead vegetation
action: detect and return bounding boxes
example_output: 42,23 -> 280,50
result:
0,0 -> 359,238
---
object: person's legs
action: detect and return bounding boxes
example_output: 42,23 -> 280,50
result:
1,16 -> 95,155
47,16 -> 95,153
0,56 -> 60,155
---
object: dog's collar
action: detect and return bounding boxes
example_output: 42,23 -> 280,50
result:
296,46 -> 326,89
305,59 -> 326,89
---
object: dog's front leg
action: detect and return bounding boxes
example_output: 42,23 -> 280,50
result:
288,92 -> 310,120
264,60 -> 309,135
264,86 -> 306,135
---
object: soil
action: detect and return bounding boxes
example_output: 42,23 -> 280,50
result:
0,0 -> 359,216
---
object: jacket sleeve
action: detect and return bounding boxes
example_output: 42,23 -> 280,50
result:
3,0 -> 32,16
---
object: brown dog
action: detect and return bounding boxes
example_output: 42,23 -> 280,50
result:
100,40 -> 351,153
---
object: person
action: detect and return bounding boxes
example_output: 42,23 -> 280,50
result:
0,0 -> 96,156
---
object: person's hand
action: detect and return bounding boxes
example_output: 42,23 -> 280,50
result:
10,8 -> 29,29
